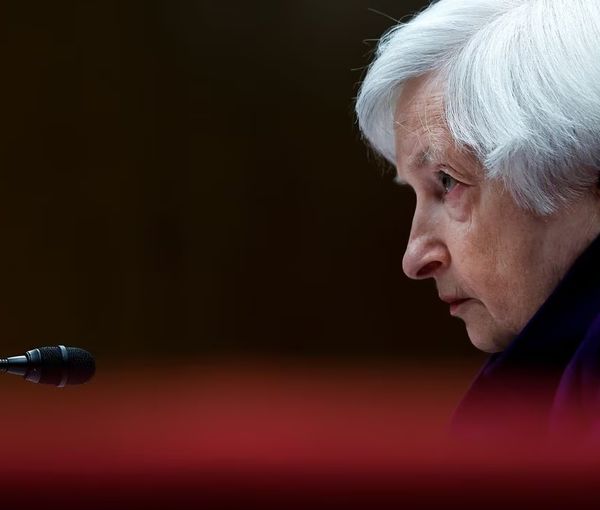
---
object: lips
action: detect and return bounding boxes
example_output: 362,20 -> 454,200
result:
439,295 -> 472,316
448,298 -> 471,315
439,295 -> 468,304
448,298 -> 469,306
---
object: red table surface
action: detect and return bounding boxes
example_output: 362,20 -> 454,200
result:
2,358 -> 599,509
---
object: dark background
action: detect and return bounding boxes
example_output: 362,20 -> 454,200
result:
0,0 -> 485,365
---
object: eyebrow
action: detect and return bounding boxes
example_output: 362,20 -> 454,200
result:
393,145 -> 440,186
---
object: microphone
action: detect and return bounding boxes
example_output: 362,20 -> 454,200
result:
0,345 -> 95,386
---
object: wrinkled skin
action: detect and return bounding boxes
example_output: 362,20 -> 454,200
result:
395,74 -> 600,352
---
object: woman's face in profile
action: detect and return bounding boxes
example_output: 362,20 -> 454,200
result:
394,75 -> 600,353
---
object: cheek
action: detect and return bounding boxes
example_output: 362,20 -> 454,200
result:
451,226 -> 513,309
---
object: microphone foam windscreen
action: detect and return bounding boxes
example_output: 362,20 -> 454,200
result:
65,347 -> 96,385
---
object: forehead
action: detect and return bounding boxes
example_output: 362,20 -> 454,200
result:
393,76 -> 449,178
392,75 -> 481,180
394,75 -> 445,130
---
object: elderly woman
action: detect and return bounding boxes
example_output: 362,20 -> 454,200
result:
355,0 -> 600,438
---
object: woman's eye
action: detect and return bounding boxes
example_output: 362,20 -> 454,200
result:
437,170 -> 458,194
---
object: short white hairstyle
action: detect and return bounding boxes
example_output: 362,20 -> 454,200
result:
356,0 -> 600,214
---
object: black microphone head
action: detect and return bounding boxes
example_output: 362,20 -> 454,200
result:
25,345 -> 96,386
62,347 -> 96,385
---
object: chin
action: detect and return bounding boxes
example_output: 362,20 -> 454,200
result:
465,322 -> 512,353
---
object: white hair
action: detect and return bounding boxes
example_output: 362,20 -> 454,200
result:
355,0 -> 600,214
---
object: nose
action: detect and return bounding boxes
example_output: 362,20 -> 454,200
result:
402,214 -> 450,280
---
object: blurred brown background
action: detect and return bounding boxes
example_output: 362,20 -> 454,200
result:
0,0 -> 485,365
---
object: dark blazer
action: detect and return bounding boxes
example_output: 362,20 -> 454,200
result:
450,232 -> 600,440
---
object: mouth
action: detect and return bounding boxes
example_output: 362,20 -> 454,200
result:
439,294 -> 472,316
448,298 -> 471,316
